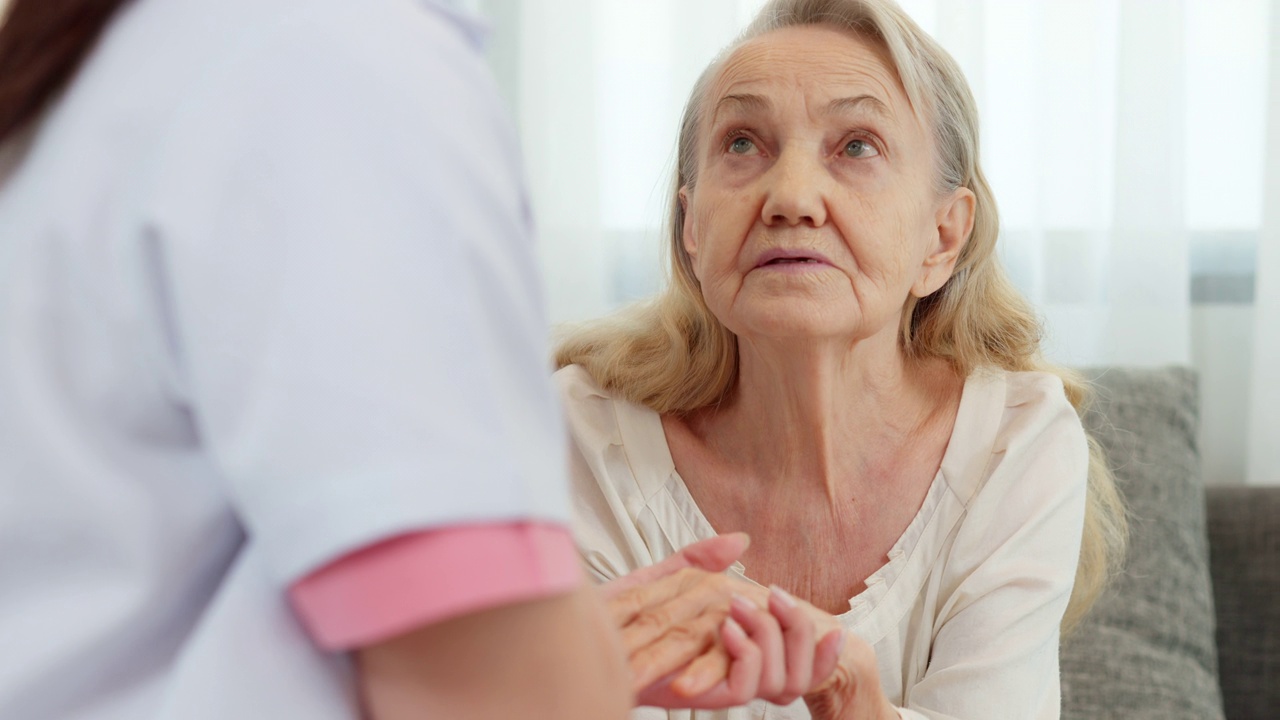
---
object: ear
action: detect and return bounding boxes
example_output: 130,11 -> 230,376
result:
912,186 -> 975,298
679,186 -> 698,263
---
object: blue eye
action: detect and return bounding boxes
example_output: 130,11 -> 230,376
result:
729,137 -> 756,154
844,139 -> 879,158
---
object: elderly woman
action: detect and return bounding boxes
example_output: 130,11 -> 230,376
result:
556,0 -> 1127,717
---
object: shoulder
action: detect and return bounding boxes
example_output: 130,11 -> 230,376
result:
992,370 -> 1087,463
554,364 -> 673,473
134,0 -> 506,166
194,2 -> 497,127
553,365 -> 618,446
935,369 -> 1089,599
554,365 -> 668,582
138,0 -> 526,264
944,370 -> 1086,501
98,0 -> 488,105
955,369 -> 1088,526
553,364 -> 677,508
191,0 -> 488,76
554,363 -> 611,403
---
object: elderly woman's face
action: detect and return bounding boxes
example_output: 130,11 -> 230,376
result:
681,25 -> 971,344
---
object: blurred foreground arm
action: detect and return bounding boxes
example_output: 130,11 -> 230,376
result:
358,583 -> 632,719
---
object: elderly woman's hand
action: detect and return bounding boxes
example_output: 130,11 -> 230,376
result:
600,535 -> 747,694
682,584 -> 899,719
653,585 -> 846,709
600,536 -> 846,710
802,630 -> 898,720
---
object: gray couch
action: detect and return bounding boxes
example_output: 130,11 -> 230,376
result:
1060,367 -> 1280,720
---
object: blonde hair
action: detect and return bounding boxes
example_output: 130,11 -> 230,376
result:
555,0 -> 1125,633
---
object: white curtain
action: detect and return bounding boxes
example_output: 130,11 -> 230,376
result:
1249,1 -> 1280,486
482,0 -> 1277,485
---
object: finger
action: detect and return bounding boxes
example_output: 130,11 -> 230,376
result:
669,640 -> 730,698
601,533 -> 749,600
637,666 -> 740,710
607,563 -> 722,631
665,609 -> 761,702
605,570 -> 687,630
768,585 -> 815,701
720,615 -> 763,705
730,593 -> 786,699
644,611 -> 776,710
627,609 -> 722,692
614,571 -> 735,655
810,628 -> 846,692
633,669 -> 687,708
678,532 -> 750,573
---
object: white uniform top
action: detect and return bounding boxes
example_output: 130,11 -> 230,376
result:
557,364 -> 1088,720
0,0 -> 570,717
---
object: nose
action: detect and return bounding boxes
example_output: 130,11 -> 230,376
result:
760,143 -> 828,228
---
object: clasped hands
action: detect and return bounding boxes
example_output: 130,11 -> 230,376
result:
599,533 -> 882,716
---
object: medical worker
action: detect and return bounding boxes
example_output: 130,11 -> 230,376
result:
0,0 -> 641,716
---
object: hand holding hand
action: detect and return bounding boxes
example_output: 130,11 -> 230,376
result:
649,585 -> 845,708
600,535 -> 846,710
600,533 -> 751,696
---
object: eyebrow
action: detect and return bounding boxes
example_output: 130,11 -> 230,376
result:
827,94 -> 893,120
712,93 -> 771,122
711,92 -> 893,123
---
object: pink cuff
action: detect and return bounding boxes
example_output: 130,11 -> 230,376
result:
289,521 -> 582,650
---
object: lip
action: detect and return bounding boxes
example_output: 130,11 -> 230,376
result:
753,248 -> 835,269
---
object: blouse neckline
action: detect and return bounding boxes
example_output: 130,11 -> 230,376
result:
608,368 -> 1007,631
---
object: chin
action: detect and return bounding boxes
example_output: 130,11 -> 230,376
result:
729,302 -> 861,342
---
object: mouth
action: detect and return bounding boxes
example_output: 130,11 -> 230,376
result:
754,249 -> 833,269
764,257 -> 821,266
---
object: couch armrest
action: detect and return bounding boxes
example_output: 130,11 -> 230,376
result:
1205,486 -> 1280,720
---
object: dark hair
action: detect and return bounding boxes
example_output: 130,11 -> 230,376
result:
0,0 -> 131,144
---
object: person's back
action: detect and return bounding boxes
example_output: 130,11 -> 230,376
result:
0,0 -> 631,716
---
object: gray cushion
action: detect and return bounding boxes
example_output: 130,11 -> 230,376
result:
1060,367 -> 1225,719
1206,486 -> 1280,720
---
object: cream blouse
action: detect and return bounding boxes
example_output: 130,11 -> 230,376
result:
556,364 -> 1088,720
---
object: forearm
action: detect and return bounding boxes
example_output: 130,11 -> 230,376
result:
358,584 -> 632,719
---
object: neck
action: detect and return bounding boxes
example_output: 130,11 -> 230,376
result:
695,329 -> 957,500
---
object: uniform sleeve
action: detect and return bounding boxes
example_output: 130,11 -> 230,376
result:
288,521 -> 580,650
900,379 -> 1089,720
138,11 -> 570,588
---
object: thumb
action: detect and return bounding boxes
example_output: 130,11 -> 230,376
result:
601,533 -> 749,599
677,532 -> 750,573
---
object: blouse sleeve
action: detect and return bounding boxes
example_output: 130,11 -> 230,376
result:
900,375 -> 1089,720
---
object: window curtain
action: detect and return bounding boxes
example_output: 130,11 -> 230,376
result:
482,0 -> 1278,486
1249,0 -> 1280,486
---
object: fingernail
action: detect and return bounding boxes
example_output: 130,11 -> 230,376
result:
836,630 -> 848,655
770,584 -> 798,610
731,592 -> 756,613
723,616 -> 746,639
